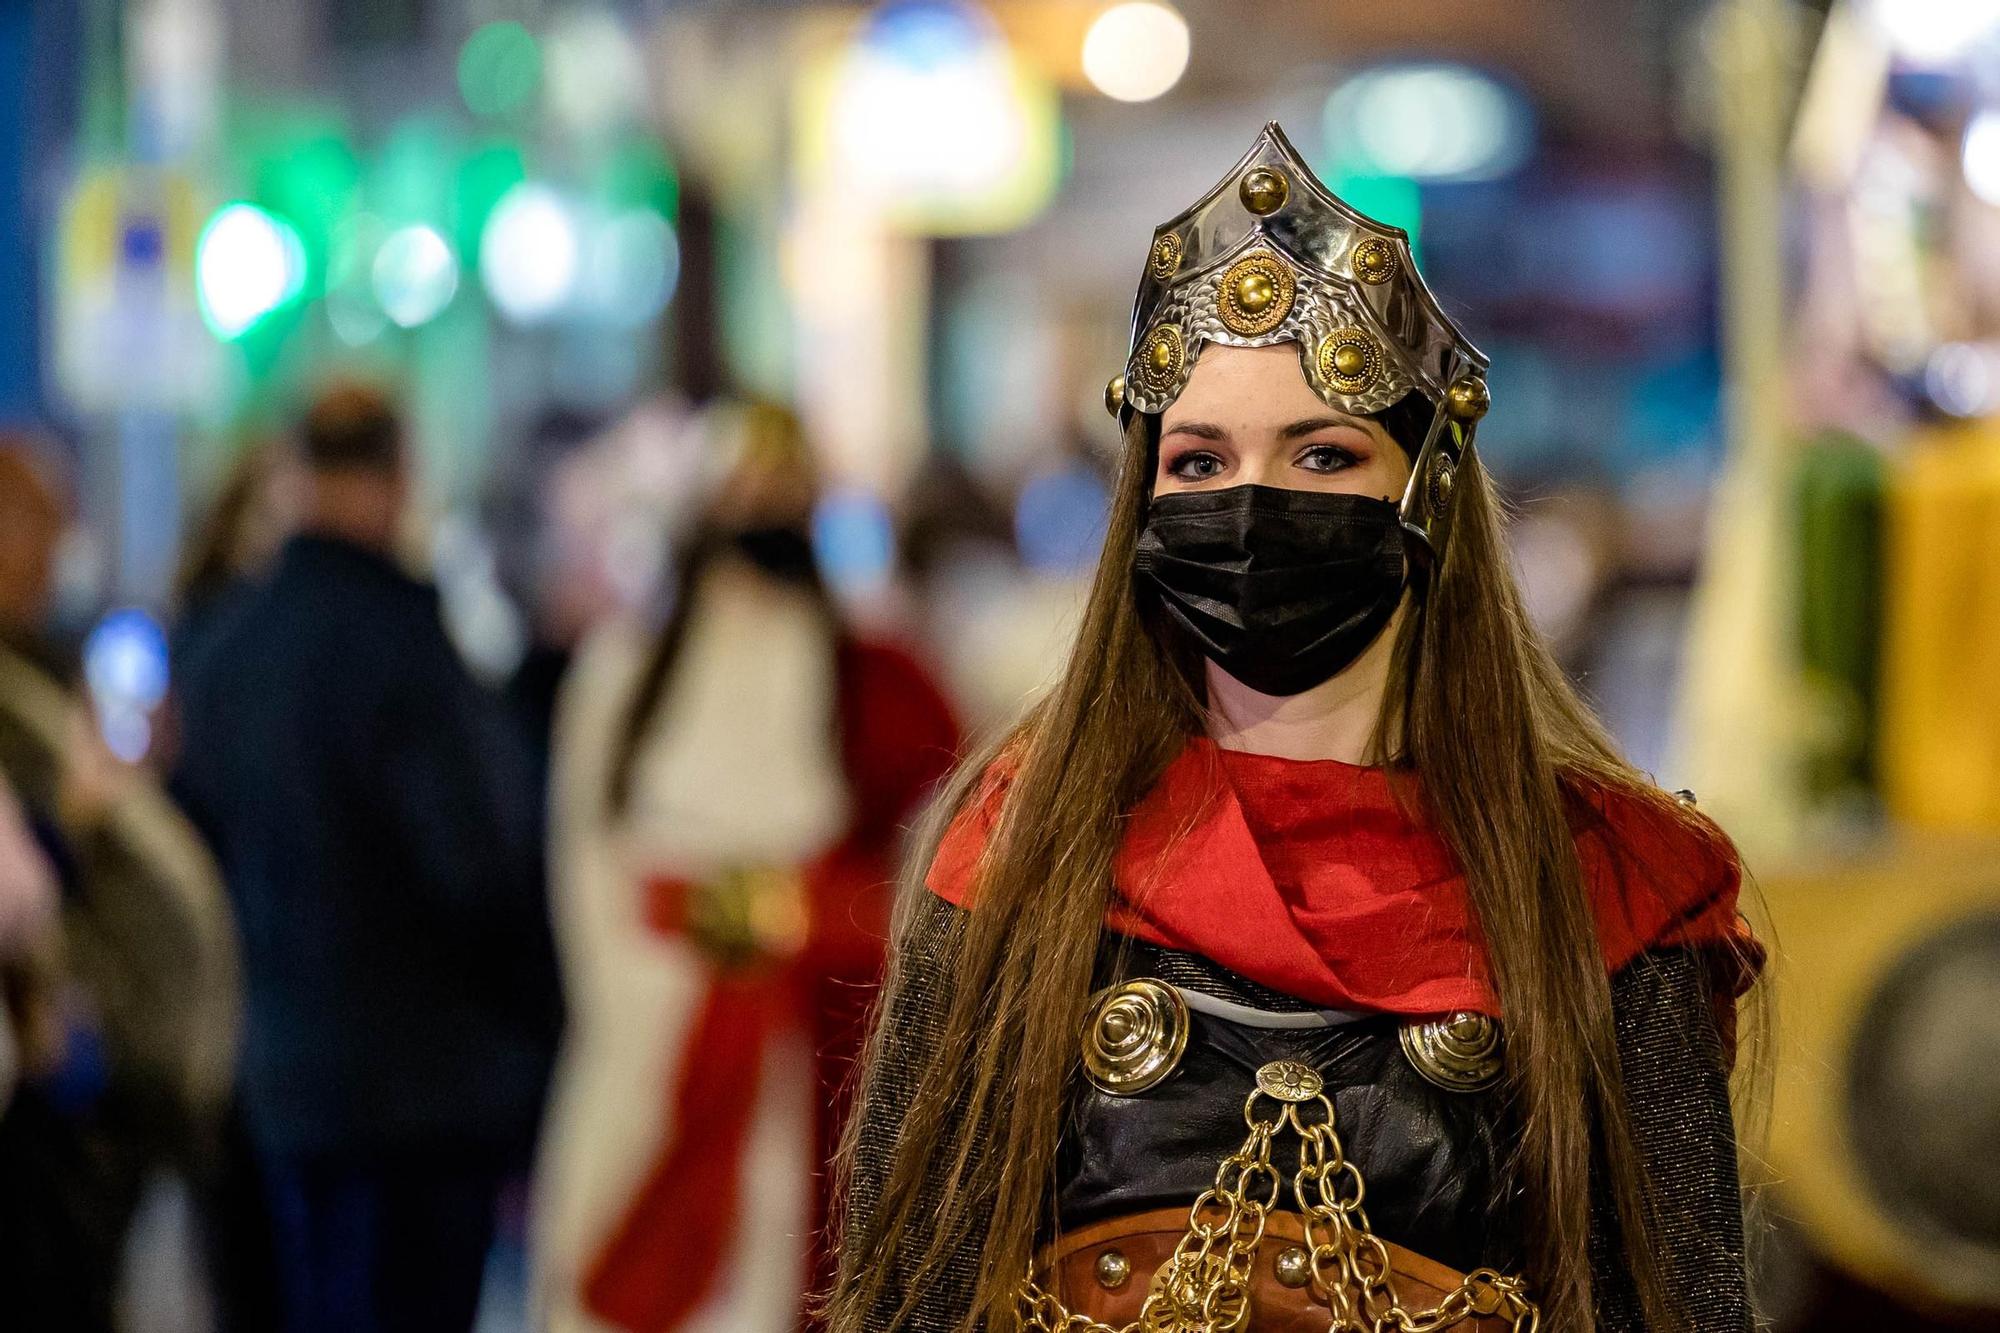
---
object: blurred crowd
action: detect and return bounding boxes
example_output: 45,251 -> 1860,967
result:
0,380 -> 965,1333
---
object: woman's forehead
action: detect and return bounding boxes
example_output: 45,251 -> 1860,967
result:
1165,344 -> 1370,428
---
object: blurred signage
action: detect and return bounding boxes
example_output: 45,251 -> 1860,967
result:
52,165 -> 218,414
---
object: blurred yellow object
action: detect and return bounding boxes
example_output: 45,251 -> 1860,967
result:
1880,420 -> 2000,828
792,14 -> 1063,236
1762,837 -> 2000,1312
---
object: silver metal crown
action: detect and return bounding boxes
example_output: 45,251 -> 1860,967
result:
1109,122 -> 1494,560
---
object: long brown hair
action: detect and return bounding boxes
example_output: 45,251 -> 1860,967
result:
829,404 -> 1744,1333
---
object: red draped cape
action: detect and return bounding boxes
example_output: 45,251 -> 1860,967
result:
925,737 -> 1759,1018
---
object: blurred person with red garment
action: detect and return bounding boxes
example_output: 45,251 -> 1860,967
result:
0,438 -> 239,1333
532,402 -> 962,1333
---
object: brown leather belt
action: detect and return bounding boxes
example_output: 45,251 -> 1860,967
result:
1036,1206 -> 1517,1333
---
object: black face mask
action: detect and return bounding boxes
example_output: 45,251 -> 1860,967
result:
1135,484 -> 1407,697
728,524 -> 818,585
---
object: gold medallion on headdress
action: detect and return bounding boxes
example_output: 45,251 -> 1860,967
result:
1134,323 -> 1186,395
1316,327 -> 1382,396
1216,251 -> 1295,336
1350,236 -> 1399,286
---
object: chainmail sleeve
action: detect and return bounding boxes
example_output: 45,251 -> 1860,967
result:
1589,947 -> 1752,1332
833,886 -> 987,1333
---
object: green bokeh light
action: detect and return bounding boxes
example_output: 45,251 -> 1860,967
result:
458,22 -> 542,119
600,133 -> 679,221
1324,169 -> 1423,261
456,139 -> 528,261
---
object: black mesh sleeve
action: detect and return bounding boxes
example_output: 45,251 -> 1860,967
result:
1589,947 -> 1752,1332
834,887 -> 986,1333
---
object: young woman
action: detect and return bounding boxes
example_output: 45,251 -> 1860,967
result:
828,125 -> 1761,1333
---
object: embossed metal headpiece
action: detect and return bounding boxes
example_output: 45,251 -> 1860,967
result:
1107,122 -> 1493,560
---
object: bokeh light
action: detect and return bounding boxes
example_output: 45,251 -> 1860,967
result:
84,608 -> 171,764
1081,2 -> 1191,103
1867,0 -> 2000,65
1963,109 -> 2000,204
371,223 -> 459,328
579,210 -> 680,329
458,21 -> 543,118
812,487 -> 897,598
545,11 -> 647,132
480,183 -> 580,325
1323,64 -> 1532,182
818,0 -> 1063,234
196,203 -> 306,340
1014,464 -> 1110,575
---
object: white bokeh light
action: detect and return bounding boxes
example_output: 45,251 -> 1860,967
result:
480,183 -> 581,325
545,11 -> 648,131
1964,110 -> 2000,205
833,19 -> 1023,202
197,204 -> 305,339
1081,2 -> 1190,103
1869,0 -> 2000,65
371,224 -> 459,328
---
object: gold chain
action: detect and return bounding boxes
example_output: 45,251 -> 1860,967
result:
1017,1072 -> 1539,1333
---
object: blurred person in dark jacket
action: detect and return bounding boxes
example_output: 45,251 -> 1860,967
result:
0,438 -> 239,1333
166,438 -> 298,1333
174,385 -> 561,1333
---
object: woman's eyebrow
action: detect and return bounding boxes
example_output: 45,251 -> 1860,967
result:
1161,420 -> 1226,441
1279,415 -> 1367,440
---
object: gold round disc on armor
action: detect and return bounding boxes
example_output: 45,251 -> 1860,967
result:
1082,978 -> 1189,1096
1399,1011 -> 1504,1092
1445,374 -> 1491,422
1427,455 -> 1456,517
1273,1245 -> 1312,1289
1216,253 -> 1295,336
1104,373 -> 1126,418
1149,232 -> 1184,280
1238,166 -> 1289,216
1254,1059 -> 1323,1103
1351,236 -> 1399,285
1314,326 -> 1382,396
1095,1249 -> 1132,1291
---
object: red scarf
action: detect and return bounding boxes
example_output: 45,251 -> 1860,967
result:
925,737 -> 1757,1017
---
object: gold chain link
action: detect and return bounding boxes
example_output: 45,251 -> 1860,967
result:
1017,1077 -> 1539,1333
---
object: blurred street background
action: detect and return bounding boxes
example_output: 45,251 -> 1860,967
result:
2,0 -> 1999,1330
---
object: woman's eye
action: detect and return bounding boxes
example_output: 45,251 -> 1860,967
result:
1166,451 -> 1225,481
1297,444 -> 1358,473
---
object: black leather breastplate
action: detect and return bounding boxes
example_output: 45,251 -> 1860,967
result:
1054,936 -> 1525,1275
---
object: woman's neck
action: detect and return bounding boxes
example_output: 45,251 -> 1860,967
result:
1203,599 -> 1407,764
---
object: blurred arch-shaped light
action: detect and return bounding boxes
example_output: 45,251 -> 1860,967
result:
1322,63 -> 1533,182
1081,2 -> 1190,103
